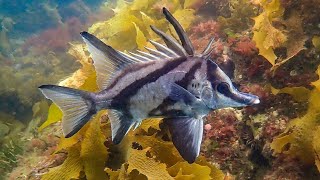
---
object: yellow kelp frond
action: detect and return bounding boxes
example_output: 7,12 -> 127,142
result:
139,118 -> 161,132
107,124 -> 226,179
312,126 -> 320,172
127,147 -> 173,179
167,161 -> 211,179
41,145 -> 83,180
271,85 -> 320,166
271,86 -> 310,102
312,36 -> 320,51
253,0 -> 307,69
312,65 -> 320,90
80,112 -> 108,180
88,0 -> 196,52
42,111 -> 108,180
252,0 -> 285,66
59,43 -> 94,89
133,135 -> 182,166
105,164 -> 127,180
270,111 -> 318,164
38,104 -> 62,131
134,22 -> 148,50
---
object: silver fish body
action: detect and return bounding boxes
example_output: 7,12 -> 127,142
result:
39,7 -> 259,163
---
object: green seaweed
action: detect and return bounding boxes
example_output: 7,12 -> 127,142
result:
0,139 -> 24,179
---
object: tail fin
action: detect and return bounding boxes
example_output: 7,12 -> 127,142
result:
39,85 -> 97,138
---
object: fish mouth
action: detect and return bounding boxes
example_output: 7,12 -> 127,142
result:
235,91 -> 260,106
251,98 -> 260,104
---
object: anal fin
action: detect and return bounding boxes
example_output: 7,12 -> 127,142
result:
164,117 -> 203,163
108,109 -> 134,144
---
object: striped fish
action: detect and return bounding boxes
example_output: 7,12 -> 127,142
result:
39,8 -> 259,163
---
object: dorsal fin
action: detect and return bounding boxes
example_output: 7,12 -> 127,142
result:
81,8 -> 199,90
81,31 -> 139,90
162,7 -> 195,56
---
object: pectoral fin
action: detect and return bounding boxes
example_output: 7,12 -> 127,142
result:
164,117 -> 203,163
168,83 -> 198,104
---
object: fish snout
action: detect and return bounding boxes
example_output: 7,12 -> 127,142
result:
251,97 -> 260,105
238,92 -> 260,106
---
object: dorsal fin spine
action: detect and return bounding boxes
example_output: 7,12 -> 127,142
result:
162,7 -> 195,56
136,50 -> 160,60
118,51 -> 145,63
128,51 -> 153,61
149,40 -> 179,57
150,25 -> 188,56
145,46 -> 171,58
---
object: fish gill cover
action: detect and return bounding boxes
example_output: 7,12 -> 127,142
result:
3,0 -> 320,179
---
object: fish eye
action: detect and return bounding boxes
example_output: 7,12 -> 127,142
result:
216,82 -> 229,94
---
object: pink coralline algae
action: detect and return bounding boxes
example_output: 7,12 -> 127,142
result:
204,123 -> 212,131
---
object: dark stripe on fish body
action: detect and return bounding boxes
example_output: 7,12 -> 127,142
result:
207,60 -> 220,86
149,107 -> 186,117
111,57 -> 187,108
104,62 -> 156,91
163,109 -> 186,117
148,98 -> 175,117
176,60 -> 202,88
148,59 -> 202,117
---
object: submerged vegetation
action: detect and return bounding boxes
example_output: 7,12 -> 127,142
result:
1,0 -> 320,179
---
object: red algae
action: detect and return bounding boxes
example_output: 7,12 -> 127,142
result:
22,17 -> 85,55
189,20 -> 222,52
232,36 -> 257,57
202,109 -> 242,173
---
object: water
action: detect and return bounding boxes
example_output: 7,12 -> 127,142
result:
1,0 -> 320,179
